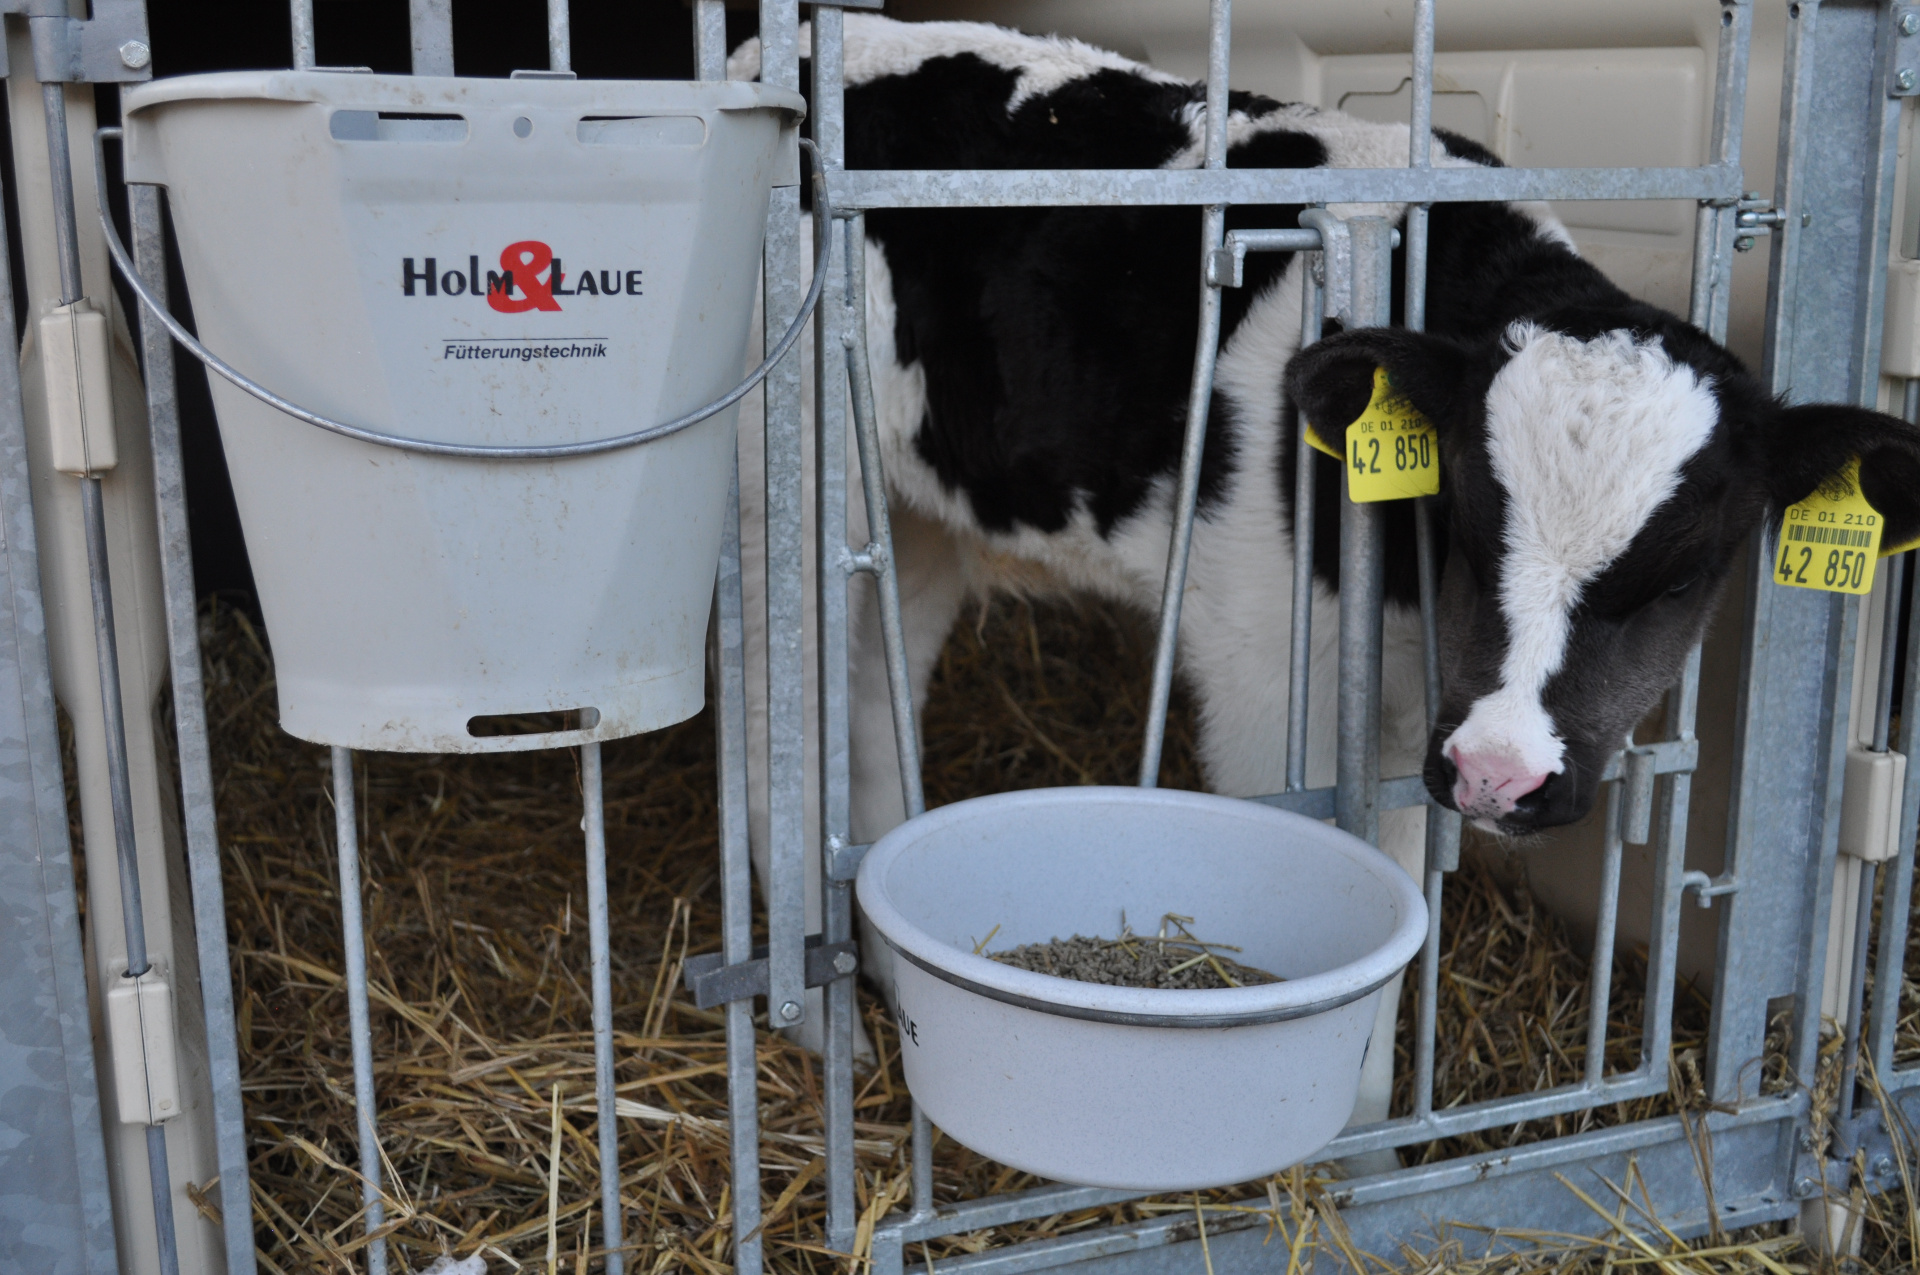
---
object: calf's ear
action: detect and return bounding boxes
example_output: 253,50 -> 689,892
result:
1766,403 -> 1920,551
1285,328 -> 1473,441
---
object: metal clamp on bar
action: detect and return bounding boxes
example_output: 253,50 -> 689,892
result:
825,834 -> 871,882
1680,869 -> 1740,909
1209,226 -> 1404,289
683,933 -> 860,1010
25,0 -> 152,83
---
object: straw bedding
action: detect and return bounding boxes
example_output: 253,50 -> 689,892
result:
163,593 -> 1920,1272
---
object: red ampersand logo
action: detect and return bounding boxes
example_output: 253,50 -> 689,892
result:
487,241 -> 563,313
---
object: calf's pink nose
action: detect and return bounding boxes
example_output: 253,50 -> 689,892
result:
1449,749 -> 1549,819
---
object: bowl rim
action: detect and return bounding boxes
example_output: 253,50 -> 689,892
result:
856,786 -> 1430,1029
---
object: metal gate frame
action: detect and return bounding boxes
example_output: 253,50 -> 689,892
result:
5,1 -> 1919,1273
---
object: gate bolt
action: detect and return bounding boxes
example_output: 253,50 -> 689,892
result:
1872,1154 -> 1896,1178
1735,236 -> 1756,252
833,951 -> 857,976
1903,12 -> 1920,35
1897,68 -> 1919,93
1793,1175 -> 1819,1197
778,1000 -> 802,1023
118,41 -> 150,70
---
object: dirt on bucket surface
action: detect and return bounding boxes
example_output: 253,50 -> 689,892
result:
987,916 -> 1282,989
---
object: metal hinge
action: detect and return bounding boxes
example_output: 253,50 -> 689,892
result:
682,932 -> 859,1010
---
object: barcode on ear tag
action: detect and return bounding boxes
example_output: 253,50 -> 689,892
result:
1775,458 -> 1881,595
1342,367 -> 1439,502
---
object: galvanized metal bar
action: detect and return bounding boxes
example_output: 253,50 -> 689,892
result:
1871,550 -> 1920,1081
827,163 -> 1744,214
47,67 -> 185,1273
81,474 -> 180,1275
844,214 -> 926,824
1710,0 -> 1871,1107
408,0 -> 454,77
131,180 -> 257,1275
1641,646 -> 1701,1076
1330,215 -> 1393,845
693,1 -> 727,81
331,746 -> 387,1275
715,466 -> 764,1275
1138,0 -> 1230,787
1408,0 -> 1435,168
703,12 -> 758,1260
547,0 -> 570,74
1583,784 -> 1626,1085
1284,261 -> 1321,793
761,0 -> 807,1029
911,1105 -> 935,1222
581,742 -> 624,1275
809,7 -> 859,1253
1836,860 -> 1877,1126
1872,553 -> 1904,752
895,1101 -> 1806,1275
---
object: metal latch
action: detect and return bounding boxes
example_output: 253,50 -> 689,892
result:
683,932 -> 859,1010
1839,746 -> 1907,863
1680,870 -> 1740,909
1734,194 -> 1784,252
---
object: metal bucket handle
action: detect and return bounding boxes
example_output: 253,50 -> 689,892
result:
93,126 -> 831,460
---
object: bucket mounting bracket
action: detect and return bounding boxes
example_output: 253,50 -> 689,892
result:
18,0 -> 152,83
683,933 -> 859,1010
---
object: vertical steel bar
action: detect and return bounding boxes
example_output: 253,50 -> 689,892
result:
1284,262 -> 1321,793
911,1106 -> 935,1221
1871,550 -> 1920,1080
693,0 -> 727,81
715,469 -> 763,1275
845,216 -> 926,821
50,78 -> 184,1275
1138,0 -> 1231,786
290,0 -> 316,70
1334,217 -> 1393,845
408,0 -> 455,77
1584,784 -> 1626,1085
131,181 -> 257,1275
1836,860 -> 1877,1125
1641,646 -> 1700,1077
692,10 -> 762,1264
547,0 -> 571,74
810,7 -> 860,1252
81,474 -> 179,1275
760,0 -> 808,1029
331,746 -> 386,1275
1873,554 -> 1905,753
581,742 -> 624,1275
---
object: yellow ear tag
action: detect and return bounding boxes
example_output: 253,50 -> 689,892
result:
1304,367 -> 1440,502
1774,458 -> 1882,595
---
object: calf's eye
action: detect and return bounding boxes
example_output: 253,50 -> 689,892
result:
1665,575 -> 1699,597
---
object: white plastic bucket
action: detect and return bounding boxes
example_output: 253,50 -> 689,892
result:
119,72 -> 804,752
856,787 -> 1428,1190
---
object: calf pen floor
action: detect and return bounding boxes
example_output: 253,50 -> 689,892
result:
166,595 -> 1920,1273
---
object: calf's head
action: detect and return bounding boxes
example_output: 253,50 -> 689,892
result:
1287,318 -> 1920,835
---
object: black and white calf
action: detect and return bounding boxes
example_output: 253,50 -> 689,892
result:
732,16 -> 1920,1122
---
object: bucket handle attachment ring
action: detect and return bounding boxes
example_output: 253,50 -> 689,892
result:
94,127 -> 832,460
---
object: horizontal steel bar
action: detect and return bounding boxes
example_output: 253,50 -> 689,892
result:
1247,773 -> 1429,819
682,933 -> 858,1009
828,163 -> 1743,212
875,1096 -> 1803,1264
1319,1065 -> 1673,1159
